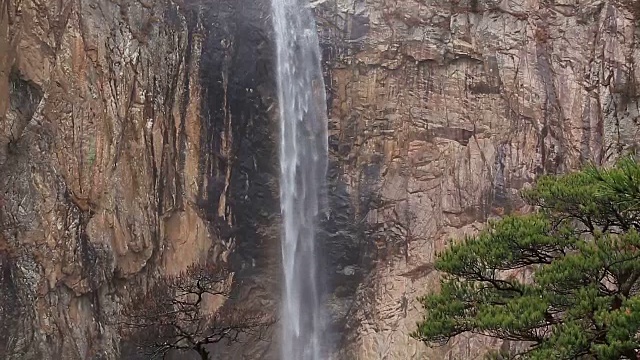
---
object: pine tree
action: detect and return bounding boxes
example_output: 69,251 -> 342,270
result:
412,157 -> 640,359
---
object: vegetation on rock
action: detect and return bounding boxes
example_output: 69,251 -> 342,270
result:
413,157 -> 640,359
119,263 -> 274,360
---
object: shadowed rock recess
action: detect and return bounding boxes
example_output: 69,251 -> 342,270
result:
0,0 -> 639,359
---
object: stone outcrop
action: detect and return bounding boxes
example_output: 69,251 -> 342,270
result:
314,0 -> 640,358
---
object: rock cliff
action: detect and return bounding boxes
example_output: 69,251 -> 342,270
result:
0,0 -> 210,358
0,0 -> 275,358
1,0 -> 639,359
315,0 -> 640,358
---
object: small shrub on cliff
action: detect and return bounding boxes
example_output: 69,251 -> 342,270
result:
413,157 -> 640,359
119,263 -> 274,360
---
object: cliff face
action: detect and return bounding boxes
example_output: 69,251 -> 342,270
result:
0,0 -> 275,358
1,0 -> 639,359
0,0 -> 208,358
315,0 -> 640,358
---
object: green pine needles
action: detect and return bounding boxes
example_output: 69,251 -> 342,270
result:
412,157 -> 640,359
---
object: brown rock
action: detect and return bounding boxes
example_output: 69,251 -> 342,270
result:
316,0 -> 640,357
0,1 -> 217,359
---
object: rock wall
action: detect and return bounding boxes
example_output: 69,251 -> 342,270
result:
315,0 -> 640,358
0,0 -> 234,358
0,0 -> 279,357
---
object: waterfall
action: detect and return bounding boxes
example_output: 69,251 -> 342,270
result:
271,0 -> 329,358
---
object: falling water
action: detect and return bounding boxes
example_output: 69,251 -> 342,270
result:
272,0 -> 329,358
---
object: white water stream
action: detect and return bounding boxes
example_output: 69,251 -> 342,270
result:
271,0 -> 329,358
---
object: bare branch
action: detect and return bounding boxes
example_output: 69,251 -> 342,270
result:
119,262 -> 274,360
